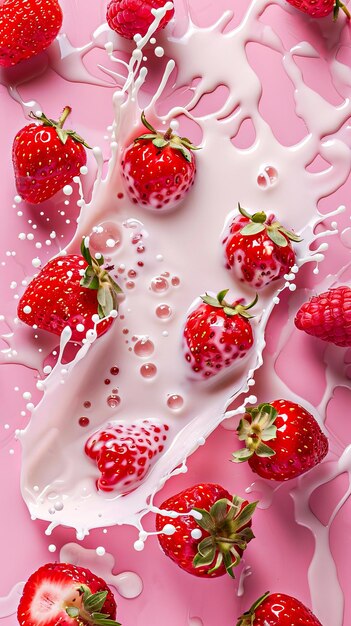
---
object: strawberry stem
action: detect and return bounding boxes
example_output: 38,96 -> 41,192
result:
334,0 -> 351,19
236,592 -> 270,626
57,106 -> 72,129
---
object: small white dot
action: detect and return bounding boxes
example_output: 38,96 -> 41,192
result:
48,544 -> 57,553
63,185 -> 73,196
96,546 -> 106,556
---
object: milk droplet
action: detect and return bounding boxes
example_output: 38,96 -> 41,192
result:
151,276 -> 169,293
140,363 -> 157,379
134,338 -> 154,357
191,529 -> 202,540
134,540 -> 145,552
162,524 -> 176,535
156,304 -> 172,319
155,46 -> 164,57
96,546 -> 106,556
63,185 -> 73,196
48,544 -> 57,552
167,395 -> 184,410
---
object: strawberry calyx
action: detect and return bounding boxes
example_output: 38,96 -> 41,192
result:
236,591 -> 270,626
238,203 -> 302,248
232,403 -> 278,463
29,106 -> 91,149
333,0 -> 351,20
192,496 -> 258,578
80,238 -> 123,319
65,584 -> 121,626
202,289 -> 258,319
135,111 -> 199,163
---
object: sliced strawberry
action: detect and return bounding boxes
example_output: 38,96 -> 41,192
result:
85,420 -> 169,493
17,562 -> 120,626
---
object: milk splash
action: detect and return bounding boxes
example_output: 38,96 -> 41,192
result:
1,1 -> 351,624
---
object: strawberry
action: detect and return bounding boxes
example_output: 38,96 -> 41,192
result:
106,0 -> 174,40
294,285 -> 351,347
223,204 -> 301,290
232,399 -> 328,481
85,420 -> 169,493
0,0 -> 63,68
183,290 -> 257,379
156,483 -> 257,578
236,591 -> 322,625
17,562 -> 120,626
17,239 -> 122,342
121,112 -> 197,211
13,107 -> 90,205
285,0 -> 350,20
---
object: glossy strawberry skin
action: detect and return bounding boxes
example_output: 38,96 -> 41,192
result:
0,0 -> 63,68
12,122 -> 87,204
17,255 -> 113,342
85,420 -> 169,493
285,0 -> 338,18
247,400 -> 328,481
183,302 -> 254,379
295,286 -> 351,347
122,139 -> 196,211
17,562 -> 117,626
237,592 -> 322,625
106,0 -> 174,40
223,214 -> 296,290
156,484 -> 252,578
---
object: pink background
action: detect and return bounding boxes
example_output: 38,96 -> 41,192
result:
1,1 -> 351,625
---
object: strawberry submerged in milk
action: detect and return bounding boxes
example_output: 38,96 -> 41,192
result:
85,420 -> 169,493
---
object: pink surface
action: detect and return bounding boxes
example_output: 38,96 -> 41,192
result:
1,1 -> 351,625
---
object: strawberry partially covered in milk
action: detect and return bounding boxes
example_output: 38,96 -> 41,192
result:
17,562 -> 121,626
223,204 -> 301,289
183,290 -> 257,379
85,420 -> 169,493
121,112 -> 198,211
18,239 -> 122,342
13,107 -> 90,204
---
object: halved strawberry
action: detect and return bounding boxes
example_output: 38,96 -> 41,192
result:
17,562 -> 120,626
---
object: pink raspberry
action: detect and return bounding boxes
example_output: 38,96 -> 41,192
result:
106,0 -> 175,40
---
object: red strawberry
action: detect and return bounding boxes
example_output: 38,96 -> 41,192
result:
156,483 -> 257,578
236,591 -> 322,625
223,204 -> 300,290
285,0 -> 350,20
13,107 -> 90,204
295,285 -> 351,347
17,562 -> 120,626
121,112 -> 197,211
183,290 -> 257,379
85,419 -> 169,493
232,399 -> 328,481
106,0 -> 174,40
17,239 -> 122,342
0,0 -> 63,68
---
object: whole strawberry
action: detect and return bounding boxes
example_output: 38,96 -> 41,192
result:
232,399 -> 328,481
156,483 -> 257,577
295,286 -> 351,347
0,0 -> 63,68
183,290 -> 257,379
85,420 -> 169,493
13,107 -> 90,204
121,112 -> 197,211
285,0 -> 350,20
236,591 -> 322,625
106,0 -> 174,40
17,239 -> 122,342
17,562 -> 121,626
223,204 -> 301,290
